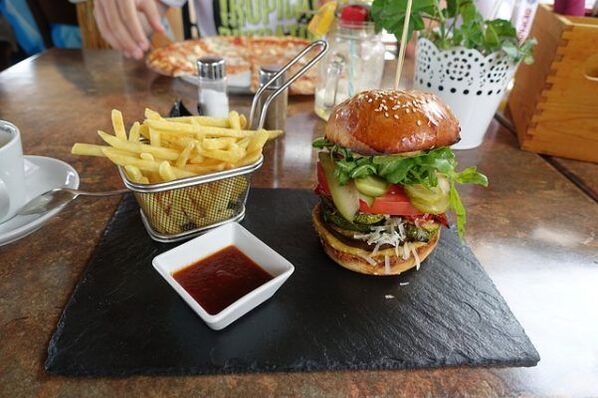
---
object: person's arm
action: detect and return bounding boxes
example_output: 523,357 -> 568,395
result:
94,0 -> 170,59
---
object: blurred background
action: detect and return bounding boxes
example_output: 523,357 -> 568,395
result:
2,0 -> 595,72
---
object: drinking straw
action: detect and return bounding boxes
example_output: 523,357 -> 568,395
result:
348,39 -> 355,97
394,0 -> 413,89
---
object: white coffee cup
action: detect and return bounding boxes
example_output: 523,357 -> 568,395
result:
0,121 -> 26,223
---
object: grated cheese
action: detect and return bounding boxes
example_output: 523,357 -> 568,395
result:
402,243 -> 410,260
351,217 -> 427,270
354,217 -> 407,249
371,242 -> 382,257
359,254 -> 377,266
410,243 -> 422,270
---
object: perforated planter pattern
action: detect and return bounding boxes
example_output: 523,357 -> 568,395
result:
415,38 -> 517,149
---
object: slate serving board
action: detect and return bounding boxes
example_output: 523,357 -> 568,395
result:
45,189 -> 539,376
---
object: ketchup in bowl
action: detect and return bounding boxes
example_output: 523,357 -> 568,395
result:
172,245 -> 273,315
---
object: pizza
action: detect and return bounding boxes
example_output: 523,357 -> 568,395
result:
146,36 -> 318,95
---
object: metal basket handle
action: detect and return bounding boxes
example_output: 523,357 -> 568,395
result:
248,40 -> 329,130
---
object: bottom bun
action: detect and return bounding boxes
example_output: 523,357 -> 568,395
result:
312,203 -> 440,276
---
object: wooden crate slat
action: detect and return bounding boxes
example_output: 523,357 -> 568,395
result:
507,4 -> 598,163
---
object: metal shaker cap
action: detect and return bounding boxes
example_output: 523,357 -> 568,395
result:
259,65 -> 286,88
197,57 -> 226,79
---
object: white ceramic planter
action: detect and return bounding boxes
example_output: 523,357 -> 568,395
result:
414,38 -> 517,149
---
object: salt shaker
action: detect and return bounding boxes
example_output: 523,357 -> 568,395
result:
197,57 -> 229,117
256,65 -> 288,130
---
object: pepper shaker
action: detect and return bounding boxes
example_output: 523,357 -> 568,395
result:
197,57 -> 229,117
256,65 -> 288,130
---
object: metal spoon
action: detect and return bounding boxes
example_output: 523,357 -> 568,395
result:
16,187 -> 128,217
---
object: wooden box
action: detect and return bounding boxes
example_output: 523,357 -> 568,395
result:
508,4 -> 598,163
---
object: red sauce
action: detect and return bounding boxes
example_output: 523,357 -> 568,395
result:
172,245 -> 273,315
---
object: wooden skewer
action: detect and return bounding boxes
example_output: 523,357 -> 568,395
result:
394,0 -> 414,90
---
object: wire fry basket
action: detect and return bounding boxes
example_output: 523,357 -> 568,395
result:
117,156 -> 263,242
114,40 -> 328,243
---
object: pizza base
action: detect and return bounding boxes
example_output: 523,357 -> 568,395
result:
147,36 -> 317,95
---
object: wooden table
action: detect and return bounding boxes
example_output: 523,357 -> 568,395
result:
1,50 -> 597,397
495,113 -> 598,202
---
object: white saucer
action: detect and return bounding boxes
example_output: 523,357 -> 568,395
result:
0,155 -> 79,247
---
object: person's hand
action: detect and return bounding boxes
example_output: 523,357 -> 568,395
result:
94,0 -> 165,59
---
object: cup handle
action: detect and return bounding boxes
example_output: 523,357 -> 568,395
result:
0,176 -> 9,222
322,53 -> 345,108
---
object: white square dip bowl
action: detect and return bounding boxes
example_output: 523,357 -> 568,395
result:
152,222 -> 295,330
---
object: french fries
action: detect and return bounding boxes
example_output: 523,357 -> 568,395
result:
111,110 -> 127,140
71,108 -> 281,236
140,153 -> 155,161
175,142 -> 195,169
97,130 -> 180,160
229,111 -> 241,130
124,165 -> 149,184
158,161 -> 177,181
72,143 -> 109,157
71,108 -> 282,185
163,114 -> 248,129
128,122 -> 141,142
202,137 -> 236,150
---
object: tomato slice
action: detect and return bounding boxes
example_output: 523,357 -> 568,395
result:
359,200 -> 423,216
382,184 -> 410,200
359,184 -> 423,216
404,213 -> 449,227
314,162 -> 331,196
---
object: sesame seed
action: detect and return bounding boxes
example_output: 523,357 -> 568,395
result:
368,98 -> 373,103
384,112 -> 389,117
405,109 -> 411,113
417,120 -> 422,126
394,115 -> 399,120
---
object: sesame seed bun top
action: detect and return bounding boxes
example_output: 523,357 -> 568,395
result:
324,89 -> 461,155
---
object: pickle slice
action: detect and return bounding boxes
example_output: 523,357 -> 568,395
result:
359,192 -> 374,207
404,175 -> 450,214
354,176 -> 389,197
319,152 -> 359,221
353,213 -> 385,225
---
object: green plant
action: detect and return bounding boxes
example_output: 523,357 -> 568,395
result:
371,0 -> 536,64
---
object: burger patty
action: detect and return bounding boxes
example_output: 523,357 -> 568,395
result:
323,215 -> 393,251
318,205 -> 436,252
319,197 -> 384,233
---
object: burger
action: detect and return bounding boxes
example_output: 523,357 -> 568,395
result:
312,89 -> 488,276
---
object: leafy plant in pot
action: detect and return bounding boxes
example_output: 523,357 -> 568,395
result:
372,0 -> 536,149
